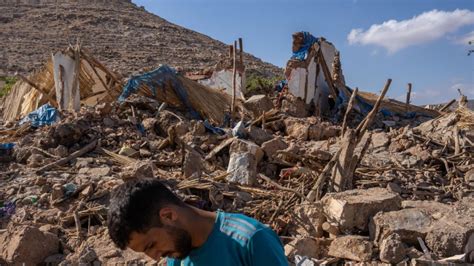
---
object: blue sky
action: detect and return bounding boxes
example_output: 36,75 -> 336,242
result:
132,0 -> 473,105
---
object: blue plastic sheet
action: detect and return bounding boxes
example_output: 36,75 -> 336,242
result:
275,80 -> 288,92
0,202 -> 16,219
291,32 -> 318,60
19,103 -> 60,127
118,65 -> 200,120
0,143 -> 15,150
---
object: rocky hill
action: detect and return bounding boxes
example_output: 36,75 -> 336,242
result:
0,0 -> 282,77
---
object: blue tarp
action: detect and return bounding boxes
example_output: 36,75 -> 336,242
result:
118,65 -> 201,120
275,80 -> 288,92
19,103 -> 60,127
291,32 -> 319,61
0,143 -> 15,150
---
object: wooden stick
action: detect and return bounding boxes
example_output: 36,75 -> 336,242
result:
355,78 -> 392,139
238,38 -> 244,66
316,48 -> 338,100
36,139 -> 98,174
82,56 -> 114,98
306,148 -> 343,202
341,87 -> 358,137
73,210 -> 83,244
231,41 -> 237,115
454,126 -> 460,155
405,83 -> 412,113
439,99 -> 456,112
258,174 -> 306,200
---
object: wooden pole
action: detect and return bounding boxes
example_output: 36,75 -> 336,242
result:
341,87 -> 358,137
229,45 -> 233,59
231,41 -> 237,115
355,78 -> 392,139
405,83 -> 412,113
439,99 -> 456,112
238,38 -> 243,66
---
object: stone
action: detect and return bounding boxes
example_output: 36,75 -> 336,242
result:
78,166 -> 111,177
281,94 -> 308,118
386,182 -> 402,194
230,139 -> 264,163
139,148 -> 152,158
247,126 -> 272,145
465,168 -> 474,187
328,235 -> 373,262
75,157 -> 93,168
308,123 -> 340,141
44,254 -> 66,265
51,184 -> 64,201
322,187 -> 402,232
372,132 -> 390,148
244,95 -> 274,117
284,237 -> 330,260
103,117 -> 116,128
119,146 -> 138,157
183,150 -> 203,178
261,137 -> 288,159
0,225 -> 59,265
121,160 -> 154,180
226,152 -> 257,186
79,245 -> 98,264
27,153 -> 44,168
284,119 -> 309,140
379,234 -> 407,264
95,102 -> 112,116
370,208 -> 433,245
54,145 -> 69,157
142,118 -> 158,133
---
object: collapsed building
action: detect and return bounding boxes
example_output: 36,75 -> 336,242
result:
0,32 -> 473,265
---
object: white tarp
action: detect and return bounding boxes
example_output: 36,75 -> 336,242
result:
52,52 -> 80,111
199,70 -> 246,100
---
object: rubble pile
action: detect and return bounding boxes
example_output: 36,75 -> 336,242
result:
0,33 -> 473,265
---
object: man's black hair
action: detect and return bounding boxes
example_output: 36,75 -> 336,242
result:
107,178 -> 186,249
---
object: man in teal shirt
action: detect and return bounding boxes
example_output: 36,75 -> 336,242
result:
108,179 -> 289,265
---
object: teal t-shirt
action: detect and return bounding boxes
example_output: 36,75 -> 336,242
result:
167,211 -> 288,266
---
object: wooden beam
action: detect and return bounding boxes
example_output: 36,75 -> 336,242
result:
405,83 -> 412,113
341,87 -> 358,137
238,38 -> 244,66
439,99 -> 456,112
316,48 -> 338,100
231,40 -> 237,115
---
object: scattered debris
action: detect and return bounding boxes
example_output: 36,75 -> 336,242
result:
0,31 -> 472,265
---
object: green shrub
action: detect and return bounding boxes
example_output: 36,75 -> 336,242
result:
0,76 -> 17,98
245,73 -> 283,97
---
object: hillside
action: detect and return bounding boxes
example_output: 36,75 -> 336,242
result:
0,0 -> 282,77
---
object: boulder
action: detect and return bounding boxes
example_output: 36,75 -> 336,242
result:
247,126 -> 272,146
322,187 -> 402,232
281,94 -> 308,118
244,95 -> 273,117
183,149 -> 202,178
121,161 -> 154,180
0,225 -> 59,265
379,233 -> 407,264
328,235 -> 373,262
230,139 -> 264,163
370,208 -> 433,245
284,237 -> 331,260
261,137 -> 288,159
226,152 -> 257,186
284,119 -> 309,141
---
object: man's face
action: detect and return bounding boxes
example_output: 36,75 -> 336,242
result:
128,225 -> 193,261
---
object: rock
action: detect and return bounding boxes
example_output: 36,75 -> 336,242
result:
51,184 -> 64,201
121,160 -> 154,180
370,208 -> 433,245
79,245 -> 98,264
308,123 -> 340,140
261,137 -> 288,159
244,95 -> 274,117
322,187 -> 402,232
0,225 -> 59,265
103,117 -> 116,128
425,219 -> 473,258
284,237 -> 330,260
75,157 -> 93,168
281,94 -> 308,117
379,234 -> 407,264
386,182 -> 402,194
292,203 -> 325,237
54,145 -> 69,157
284,119 -> 309,140
44,254 -> 66,265
142,118 -> 158,133
465,168 -> 474,187
183,149 -> 202,178
78,166 -> 111,177
27,153 -> 44,168
372,132 -> 390,148
247,126 -> 272,145
119,145 -> 138,157
95,102 -> 112,116
226,152 -> 257,186
328,235 -> 373,262
230,139 -> 264,163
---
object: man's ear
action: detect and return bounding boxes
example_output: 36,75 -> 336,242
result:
159,206 -> 178,225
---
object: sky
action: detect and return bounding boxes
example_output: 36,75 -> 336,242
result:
132,0 -> 473,105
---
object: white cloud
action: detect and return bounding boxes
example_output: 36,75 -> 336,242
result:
454,31 -> 474,45
348,9 -> 474,53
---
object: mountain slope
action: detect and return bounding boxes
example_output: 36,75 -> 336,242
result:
0,0 -> 282,77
